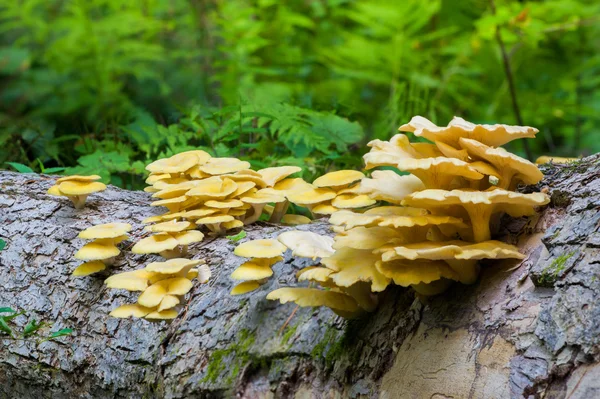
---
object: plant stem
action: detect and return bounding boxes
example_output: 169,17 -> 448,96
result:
489,0 -> 533,160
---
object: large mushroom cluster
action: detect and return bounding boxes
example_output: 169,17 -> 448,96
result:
141,151 -> 312,239
268,116 -> 550,317
106,258 -> 210,320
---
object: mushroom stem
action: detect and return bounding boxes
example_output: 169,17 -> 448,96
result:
269,200 -> 289,223
342,282 -> 378,312
444,260 -> 480,284
206,224 -> 224,235
411,278 -> 453,296
69,195 -> 89,209
244,204 -> 265,225
465,206 -> 493,242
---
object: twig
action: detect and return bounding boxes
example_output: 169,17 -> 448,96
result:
489,0 -> 533,160
278,305 -> 299,336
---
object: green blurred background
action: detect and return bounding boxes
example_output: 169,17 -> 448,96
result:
0,0 -> 598,189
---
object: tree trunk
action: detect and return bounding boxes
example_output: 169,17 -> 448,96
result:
1,156 -> 599,399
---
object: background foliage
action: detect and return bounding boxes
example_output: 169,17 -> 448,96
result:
0,0 -> 598,189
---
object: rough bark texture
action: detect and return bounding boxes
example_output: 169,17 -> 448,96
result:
1,155 -> 599,398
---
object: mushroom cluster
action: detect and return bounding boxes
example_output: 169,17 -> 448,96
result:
230,239 -> 287,295
267,116 -> 550,317
48,175 -> 107,209
73,223 -> 132,276
142,151 -> 313,237
288,170 -> 376,217
106,258 -> 210,320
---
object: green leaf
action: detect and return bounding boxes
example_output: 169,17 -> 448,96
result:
5,162 -> 34,173
0,239 -> 5,251
48,328 -> 73,339
23,319 -> 44,337
0,307 -> 14,314
0,318 -> 12,336
226,230 -> 247,242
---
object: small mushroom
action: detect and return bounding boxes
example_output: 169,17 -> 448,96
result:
277,231 -> 334,259
234,239 -> 287,259
230,281 -> 262,295
281,214 -> 311,225
48,175 -> 107,209
198,157 -> 251,175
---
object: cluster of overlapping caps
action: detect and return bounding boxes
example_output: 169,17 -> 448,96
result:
266,116 -> 551,318
48,116 -> 551,320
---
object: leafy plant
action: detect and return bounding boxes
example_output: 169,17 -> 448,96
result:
0,307 -> 73,343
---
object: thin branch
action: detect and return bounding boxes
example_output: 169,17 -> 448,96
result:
489,0 -> 533,160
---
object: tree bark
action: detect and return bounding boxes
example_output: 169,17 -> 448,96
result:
1,156 -> 599,398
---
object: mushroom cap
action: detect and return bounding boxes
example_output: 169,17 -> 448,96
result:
230,281 -> 262,295
199,157 -> 251,175
322,247 -> 390,292
151,195 -> 190,208
375,260 -> 459,286
272,178 -> 314,194
297,267 -> 335,283
145,173 -> 171,185
469,161 -> 501,179
144,220 -> 195,233
109,304 -> 155,318
138,277 -> 193,307
78,223 -> 132,239
192,264 -> 212,283
266,288 -> 359,313
145,258 -> 205,275
222,220 -> 244,230
152,181 -> 202,200
287,188 -> 336,205
194,214 -> 234,224
132,233 -> 179,254
357,171 -> 425,204
459,138 -> 543,185
186,177 -> 238,199
312,203 -> 339,215
535,156 -> 579,165
47,185 -> 63,196
105,269 -> 158,291
228,181 -> 257,197
74,241 -> 120,261
332,226 -> 410,250
313,170 -> 364,188
172,230 -> 204,245
145,309 -> 179,320
72,260 -> 107,276
224,171 -> 267,188
277,231 -> 335,259
181,208 -> 219,219
205,199 -> 244,209
329,206 -> 428,230
143,215 -> 165,224
230,260 -> 274,280
281,214 -> 311,225
258,166 -> 302,187
363,134 -> 439,169
241,188 -> 286,204
58,180 -> 107,196
435,141 -> 469,162
377,214 -> 467,229
402,189 -> 550,213
234,239 -> 287,258
331,194 -> 376,209
56,174 -> 102,183
146,152 -> 201,174
396,157 -> 483,187
157,295 -> 180,312
398,116 -> 538,148
381,240 -> 525,262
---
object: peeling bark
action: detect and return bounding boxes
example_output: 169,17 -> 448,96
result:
1,156 -> 599,398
